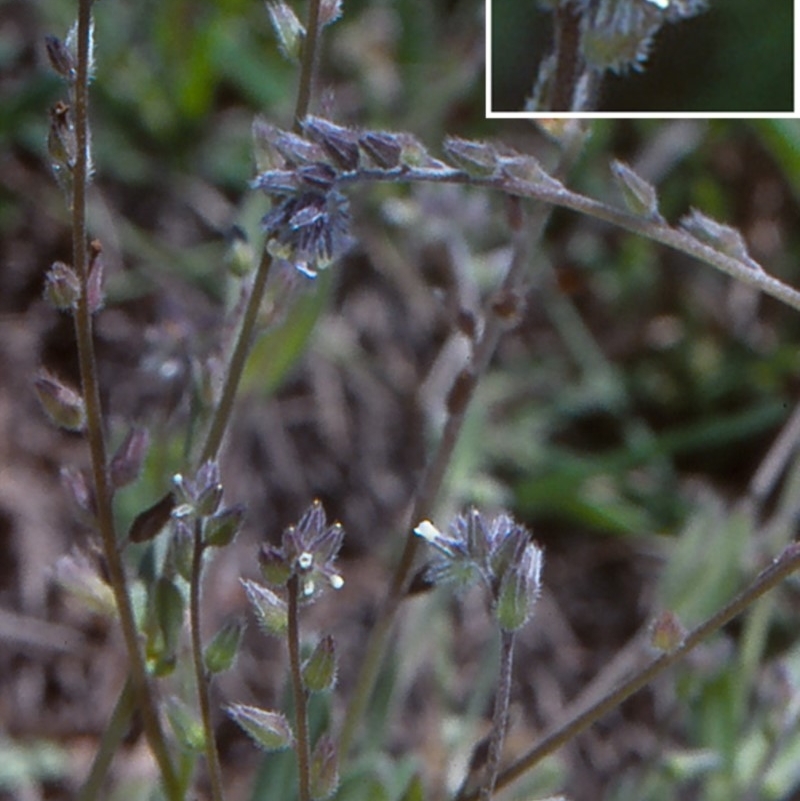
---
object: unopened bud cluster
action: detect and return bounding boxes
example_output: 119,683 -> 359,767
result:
45,21 -> 95,198
415,508 -> 544,632
252,117 -> 570,278
171,461 -> 245,549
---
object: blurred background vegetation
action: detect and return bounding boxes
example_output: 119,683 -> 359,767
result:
3,0 -> 800,798
490,0 -> 794,112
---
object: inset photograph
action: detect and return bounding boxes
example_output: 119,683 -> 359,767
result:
488,0 -> 794,114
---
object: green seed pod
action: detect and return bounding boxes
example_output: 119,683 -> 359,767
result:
226,704 -> 294,751
204,618 -> 245,674
302,635 -> 337,692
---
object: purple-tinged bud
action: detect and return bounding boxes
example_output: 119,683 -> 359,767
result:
297,162 -> 338,191
358,131 -> 402,169
252,169 -> 302,195
274,131 -> 326,166
303,116 -> 360,172
44,261 -> 81,310
494,542 -> 544,632
252,117 -> 287,172
266,0 -> 305,62
203,504 -> 245,548
60,465 -> 95,517
259,543 -> 292,587
319,0 -> 343,27
488,521 -> 528,589
165,696 -> 205,752
443,136 -> 499,178
649,610 -> 686,653
241,578 -> 288,635
309,734 -> 339,799
204,618 -> 245,674
109,426 -> 150,489
302,635 -> 337,692
34,371 -> 85,431
227,704 -> 295,751
45,34 -> 76,81
610,160 -> 663,222
86,239 -> 105,313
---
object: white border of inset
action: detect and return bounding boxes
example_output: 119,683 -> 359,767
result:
484,0 -> 799,118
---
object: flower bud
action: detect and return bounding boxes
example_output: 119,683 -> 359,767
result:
45,34 -> 76,81
610,160 -> 662,221
109,426 -> 150,489
318,0 -> 343,28
310,734 -> 339,799
266,0 -> 304,62
680,208 -> 756,265
53,550 -> 116,616
259,543 -> 292,587
358,131 -> 402,169
34,371 -> 85,431
86,239 -> 106,313
204,618 -> 245,674
443,136 -> 498,178
166,696 -> 205,752
494,542 -> 544,632
44,261 -> 81,310
203,504 -> 245,548
302,635 -> 337,692
303,116 -> 360,172
649,610 -> 686,653
241,579 -> 288,635
227,704 -> 294,751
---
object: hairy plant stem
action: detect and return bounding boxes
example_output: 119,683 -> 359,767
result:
479,630 -> 515,801
548,1 -> 584,111
288,575 -> 312,801
456,541 -> 800,801
70,2 -> 178,796
190,522 -> 226,801
335,164 -> 800,312
294,0 -> 322,131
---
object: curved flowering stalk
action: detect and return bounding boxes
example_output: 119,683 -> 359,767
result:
415,509 -> 544,800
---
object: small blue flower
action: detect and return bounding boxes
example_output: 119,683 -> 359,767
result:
415,508 -> 544,630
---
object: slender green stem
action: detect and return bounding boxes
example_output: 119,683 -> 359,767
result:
294,0 -> 322,131
287,575 -> 312,801
190,521 -> 226,801
456,542 -> 800,801
77,678 -> 136,801
199,250 -> 273,464
70,2 -> 178,796
478,631 -> 515,801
